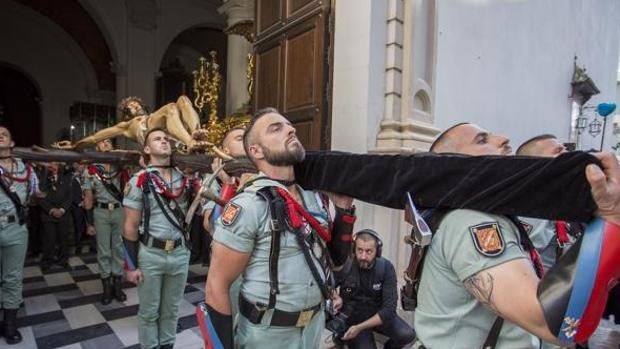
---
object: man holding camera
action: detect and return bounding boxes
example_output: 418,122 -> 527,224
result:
335,229 -> 416,349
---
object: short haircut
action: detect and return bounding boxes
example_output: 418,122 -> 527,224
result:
242,107 -> 280,156
222,127 -> 246,147
143,127 -> 167,147
516,134 -> 556,155
355,232 -> 378,244
429,122 -> 470,153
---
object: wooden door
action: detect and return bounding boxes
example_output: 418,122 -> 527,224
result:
254,0 -> 332,150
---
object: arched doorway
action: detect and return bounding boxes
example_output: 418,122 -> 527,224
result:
157,27 -> 227,124
0,64 -> 42,146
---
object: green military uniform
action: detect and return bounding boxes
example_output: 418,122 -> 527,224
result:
83,164 -> 125,278
212,175 -> 329,349
201,180 -> 244,320
0,159 -> 32,310
519,217 -> 557,271
123,166 -> 190,349
414,209 -> 539,349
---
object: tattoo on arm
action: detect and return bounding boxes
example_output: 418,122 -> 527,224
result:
464,272 -> 502,316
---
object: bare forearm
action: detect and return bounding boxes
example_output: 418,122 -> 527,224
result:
205,280 -> 232,315
83,190 -> 94,210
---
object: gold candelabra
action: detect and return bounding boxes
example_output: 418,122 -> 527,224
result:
192,51 -> 221,126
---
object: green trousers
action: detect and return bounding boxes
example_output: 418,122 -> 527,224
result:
0,222 -> 27,309
137,242 -> 190,349
94,207 -> 124,278
235,306 -> 325,349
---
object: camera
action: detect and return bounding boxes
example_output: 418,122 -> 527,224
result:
326,312 -> 349,343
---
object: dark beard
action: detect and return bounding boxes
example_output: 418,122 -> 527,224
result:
262,143 -> 306,166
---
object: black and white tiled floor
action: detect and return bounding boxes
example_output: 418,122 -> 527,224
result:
12,252 -> 208,349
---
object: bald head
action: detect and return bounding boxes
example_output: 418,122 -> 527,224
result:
516,134 -> 566,158
430,123 -> 512,156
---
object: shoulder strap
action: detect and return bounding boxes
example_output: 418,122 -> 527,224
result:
145,174 -> 188,237
0,176 -> 24,225
141,176 -> 151,236
401,208 -> 448,311
481,317 -> 504,349
91,165 -> 123,202
256,187 -> 284,309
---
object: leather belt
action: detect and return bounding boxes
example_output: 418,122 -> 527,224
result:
97,202 -> 121,210
239,294 -> 320,328
140,233 -> 183,252
0,215 -> 16,223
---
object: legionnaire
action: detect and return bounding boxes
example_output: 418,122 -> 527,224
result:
201,108 -> 355,349
410,123 -> 620,348
336,229 -> 415,349
199,126 -> 249,320
516,134 -> 583,269
39,161 -> 73,271
123,128 -> 191,349
0,125 -> 40,344
83,138 -> 128,304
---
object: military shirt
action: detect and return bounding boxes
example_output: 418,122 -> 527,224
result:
213,175 -> 329,312
83,163 -> 124,204
414,209 -> 539,349
0,159 -> 33,217
519,217 -> 558,270
201,179 -> 221,213
123,167 -> 189,241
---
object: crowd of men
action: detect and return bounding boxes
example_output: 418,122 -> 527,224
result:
0,104 -> 618,349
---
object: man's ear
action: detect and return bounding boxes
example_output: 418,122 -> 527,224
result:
9,140 -> 14,148
250,144 -> 264,160
143,145 -> 151,155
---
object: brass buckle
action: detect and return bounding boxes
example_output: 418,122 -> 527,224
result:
295,309 -> 314,327
164,240 -> 175,252
108,203 -> 115,210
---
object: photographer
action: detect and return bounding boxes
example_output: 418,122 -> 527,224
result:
334,229 -> 415,349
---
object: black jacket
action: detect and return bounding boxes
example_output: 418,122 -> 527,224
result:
337,256 -> 398,325
39,170 -> 73,221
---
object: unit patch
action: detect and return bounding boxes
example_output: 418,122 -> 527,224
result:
221,202 -> 241,226
469,222 -> 505,257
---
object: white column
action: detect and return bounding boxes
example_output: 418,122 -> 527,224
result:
218,0 -> 254,114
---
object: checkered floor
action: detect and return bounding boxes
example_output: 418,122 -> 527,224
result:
11,252 -> 208,349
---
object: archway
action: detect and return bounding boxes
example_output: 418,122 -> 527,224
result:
157,27 -> 228,124
0,64 -> 42,146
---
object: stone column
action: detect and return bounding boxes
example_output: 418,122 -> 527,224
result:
218,0 -> 254,115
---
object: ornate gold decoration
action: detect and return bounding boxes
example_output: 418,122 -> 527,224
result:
247,53 -> 255,104
207,113 -> 252,147
191,52 -> 251,148
224,20 -> 255,43
192,52 -> 221,119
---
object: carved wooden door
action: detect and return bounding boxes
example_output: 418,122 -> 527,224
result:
254,0 -> 332,150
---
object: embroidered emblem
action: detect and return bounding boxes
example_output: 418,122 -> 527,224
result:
372,283 -> 382,291
561,316 -> 579,339
221,202 -> 241,226
519,220 -> 533,234
469,222 -> 505,257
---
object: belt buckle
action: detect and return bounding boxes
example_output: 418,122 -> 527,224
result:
108,203 -> 114,210
0,216 -> 7,223
164,240 -> 175,252
295,309 -> 314,327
